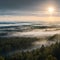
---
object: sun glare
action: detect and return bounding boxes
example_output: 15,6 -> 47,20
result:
48,7 -> 54,14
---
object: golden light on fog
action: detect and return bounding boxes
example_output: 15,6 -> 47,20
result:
48,7 -> 54,14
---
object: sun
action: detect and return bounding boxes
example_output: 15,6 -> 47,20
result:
48,7 -> 54,14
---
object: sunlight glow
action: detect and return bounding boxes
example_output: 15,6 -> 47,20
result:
48,7 -> 54,14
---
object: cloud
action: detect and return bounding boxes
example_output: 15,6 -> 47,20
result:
0,0 -> 59,11
0,0 -> 60,17
0,0 -> 40,10
0,15 -> 60,22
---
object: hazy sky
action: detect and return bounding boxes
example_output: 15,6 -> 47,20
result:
0,0 -> 60,22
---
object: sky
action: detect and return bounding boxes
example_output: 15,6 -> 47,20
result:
0,0 -> 60,22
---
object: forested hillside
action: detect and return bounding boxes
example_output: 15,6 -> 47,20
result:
0,34 -> 60,60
